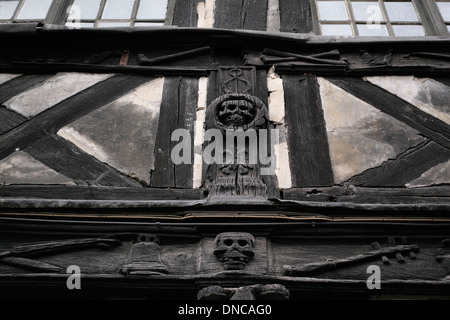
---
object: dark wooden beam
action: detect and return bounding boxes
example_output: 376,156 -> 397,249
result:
24,134 -> 142,187
0,107 -> 26,135
283,74 -> 334,187
175,77 -> 199,189
432,78 -> 450,88
326,77 -> 450,149
0,185 -> 205,201
0,75 -> 150,162
279,0 -> 314,33
214,0 -> 268,31
347,140 -> 450,187
0,105 -> 140,187
1,63 -> 209,77
0,74 -> 54,104
151,77 -> 199,188
283,185 -> 450,204
172,0 -> 199,27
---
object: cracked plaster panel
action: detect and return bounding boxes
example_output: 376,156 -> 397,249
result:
267,67 -> 291,189
0,151 -> 74,185
57,78 -> 165,185
365,76 -> 450,125
0,74 -> 21,86
318,77 -> 425,183
407,159 -> 450,188
4,73 -> 114,119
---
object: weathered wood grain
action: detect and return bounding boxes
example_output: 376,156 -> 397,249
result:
172,0 -> 199,27
137,47 -> 210,66
0,104 -> 141,188
326,77 -> 450,149
283,244 -> 420,276
1,63 -> 209,76
348,140 -> 450,187
433,78 -> 450,88
282,74 -> 334,187
214,0 -> 268,31
176,77 -> 199,188
279,0 -> 313,33
0,74 -> 54,104
283,185 -> 450,204
24,134 -> 142,187
0,185 -> 206,200
151,77 -> 199,188
0,75 -> 150,162
0,107 -> 26,135
0,257 -> 61,273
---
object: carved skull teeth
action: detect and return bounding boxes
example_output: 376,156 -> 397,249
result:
214,232 -> 255,270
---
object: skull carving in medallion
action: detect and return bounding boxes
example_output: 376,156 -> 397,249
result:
206,94 -> 268,132
217,100 -> 256,127
213,232 -> 255,270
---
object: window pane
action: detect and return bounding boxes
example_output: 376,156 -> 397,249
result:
317,1 -> 349,21
437,2 -> 450,22
137,0 -> 168,20
98,21 -> 131,27
0,1 -> 18,19
70,0 -> 102,20
321,24 -> 353,35
352,2 -> 384,21
357,23 -> 389,36
392,25 -> 425,36
17,0 -> 53,20
384,2 -> 419,22
102,0 -> 135,19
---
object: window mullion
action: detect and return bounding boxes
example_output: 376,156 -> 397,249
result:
345,0 -> 358,36
412,0 -> 449,36
11,0 -> 25,22
378,0 -> 394,36
94,0 -> 107,27
46,0 -> 74,25
165,0 -> 176,26
130,0 -> 140,26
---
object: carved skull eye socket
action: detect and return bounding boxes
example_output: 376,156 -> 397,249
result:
227,104 -> 237,111
238,240 -> 248,246
224,239 -> 233,246
239,105 -> 248,111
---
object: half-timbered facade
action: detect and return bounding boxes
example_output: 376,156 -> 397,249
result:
0,0 -> 450,300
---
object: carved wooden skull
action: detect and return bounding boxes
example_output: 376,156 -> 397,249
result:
213,232 -> 255,270
217,100 -> 256,127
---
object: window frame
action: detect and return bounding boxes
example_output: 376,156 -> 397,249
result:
0,0 -> 175,27
309,0 -> 450,36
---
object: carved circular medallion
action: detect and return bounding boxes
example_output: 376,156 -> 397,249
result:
206,94 -> 268,131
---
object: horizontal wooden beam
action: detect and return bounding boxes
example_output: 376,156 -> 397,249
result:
1,63 -> 210,76
0,185 -> 206,201
283,185 -> 450,204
